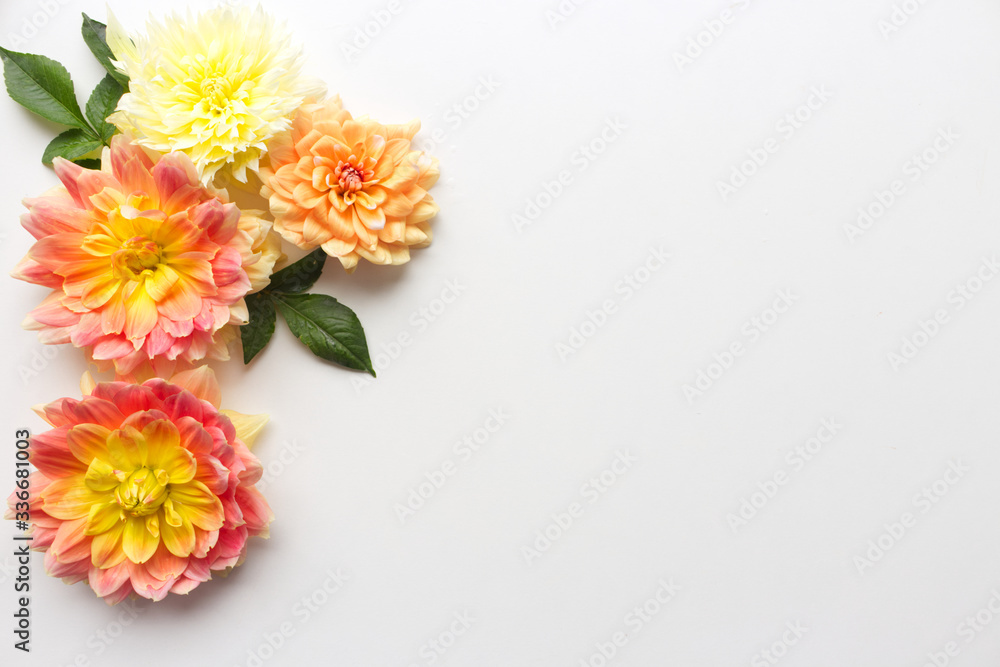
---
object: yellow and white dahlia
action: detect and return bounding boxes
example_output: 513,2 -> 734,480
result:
106,6 -> 325,183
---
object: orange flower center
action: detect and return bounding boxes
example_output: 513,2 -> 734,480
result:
335,162 -> 366,193
111,237 -> 162,281
114,466 -> 170,518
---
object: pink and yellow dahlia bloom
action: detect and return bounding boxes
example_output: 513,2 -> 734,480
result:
260,97 -> 440,272
8,368 -> 272,604
13,137 -> 280,374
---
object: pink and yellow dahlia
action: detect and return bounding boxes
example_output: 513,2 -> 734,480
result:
260,97 -> 440,272
13,137 -> 280,374
8,367 -> 272,604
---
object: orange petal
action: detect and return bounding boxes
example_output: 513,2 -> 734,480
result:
91,521 -> 127,569
170,366 -> 221,407
66,423 -> 112,466
124,283 -> 158,340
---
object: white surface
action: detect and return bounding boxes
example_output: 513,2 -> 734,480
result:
2,0 -> 1000,665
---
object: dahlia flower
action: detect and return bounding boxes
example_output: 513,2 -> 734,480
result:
106,6 -> 325,183
260,97 -> 440,272
8,367 -> 272,603
12,137 -> 280,374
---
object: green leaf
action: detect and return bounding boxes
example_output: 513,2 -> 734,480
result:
85,74 -> 122,144
266,248 -> 327,294
273,293 -> 374,375
72,158 -> 101,169
0,47 -> 89,129
42,129 -> 102,165
81,14 -> 129,87
241,293 -> 276,364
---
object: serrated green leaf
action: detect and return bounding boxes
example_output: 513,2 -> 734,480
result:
0,47 -> 89,129
241,293 -> 276,364
42,129 -> 102,165
273,293 -> 374,375
81,14 -> 129,87
72,158 -> 101,169
85,74 -> 122,144
266,248 -> 327,294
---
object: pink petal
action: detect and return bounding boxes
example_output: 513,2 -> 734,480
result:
11,255 -> 61,288
88,560 -> 131,598
236,486 -> 273,534
53,158 -> 118,209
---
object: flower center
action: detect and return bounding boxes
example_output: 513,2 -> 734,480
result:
111,237 -> 161,281
335,163 -> 365,193
200,75 -> 233,114
114,466 -> 170,518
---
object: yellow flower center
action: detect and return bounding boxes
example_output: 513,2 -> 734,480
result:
111,237 -> 161,281
114,466 -> 170,518
200,75 -> 235,115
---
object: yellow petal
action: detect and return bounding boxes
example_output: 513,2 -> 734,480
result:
169,482 -> 224,531
160,516 -> 195,557
41,476 -> 105,520
107,426 -> 146,470
221,410 -> 269,449
84,458 -> 121,493
122,516 -> 159,564
85,501 -> 123,535
80,372 -> 97,396
141,422 -> 196,484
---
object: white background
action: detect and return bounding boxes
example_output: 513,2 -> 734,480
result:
1,0 -> 1000,665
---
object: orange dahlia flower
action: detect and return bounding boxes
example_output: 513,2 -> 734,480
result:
8,367 -> 272,603
260,97 -> 440,272
13,137 -> 281,374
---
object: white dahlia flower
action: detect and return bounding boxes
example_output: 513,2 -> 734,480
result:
106,5 -> 326,183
